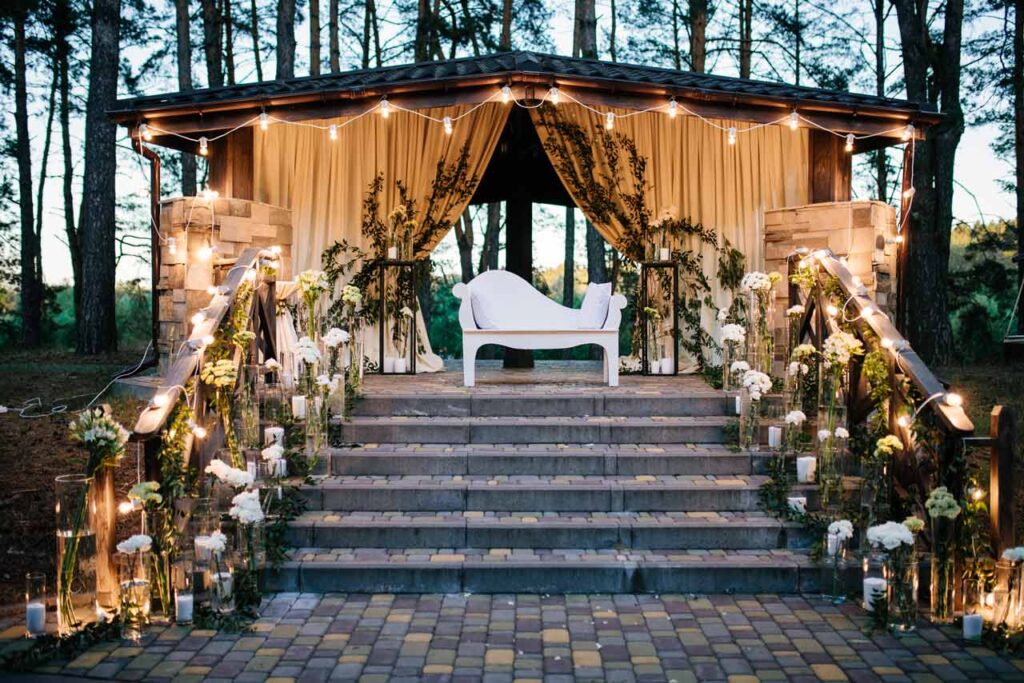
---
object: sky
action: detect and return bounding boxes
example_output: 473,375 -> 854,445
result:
29,2 -> 1017,285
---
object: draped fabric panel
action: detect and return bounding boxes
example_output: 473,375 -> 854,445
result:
253,103 -> 511,372
530,103 -> 809,370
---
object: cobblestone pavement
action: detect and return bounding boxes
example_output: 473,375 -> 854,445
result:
4,593 -> 1024,682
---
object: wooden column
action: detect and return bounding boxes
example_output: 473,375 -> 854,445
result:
207,127 -> 254,199
504,197 -> 534,368
990,405 -> 1017,556
896,142 -> 913,331
808,130 -> 852,203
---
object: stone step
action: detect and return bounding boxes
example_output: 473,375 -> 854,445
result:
297,475 -> 819,512
351,393 -> 731,418
334,416 -> 729,445
264,548 -> 851,594
329,444 -> 773,476
285,511 -> 812,550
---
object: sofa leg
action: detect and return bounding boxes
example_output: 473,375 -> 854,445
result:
463,341 -> 478,387
605,342 -> 619,387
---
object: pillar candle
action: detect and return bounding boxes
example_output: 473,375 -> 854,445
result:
768,426 -> 782,449
25,601 -> 45,636
291,395 -> 306,420
264,426 -> 285,446
395,358 -> 408,373
175,592 -> 194,623
863,577 -> 886,611
963,613 -> 983,641
796,456 -> 817,483
735,396 -> 742,415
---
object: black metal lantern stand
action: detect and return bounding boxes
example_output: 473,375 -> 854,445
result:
376,259 -> 419,375
639,260 -> 680,376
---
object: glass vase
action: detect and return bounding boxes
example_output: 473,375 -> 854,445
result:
721,342 -> 736,392
886,546 -> 919,635
746,290 -> 775,373
117,550 -> 151,643
862,549 -> 888,613
994,560 -> 1024,629
209,551 -> 235,615
259,381 -> 287,426
55,474 -> 97,635
825,532 -> 847,604
171,554 -> 195,625
739,388 -> 760,452
929,516 -> 957,624
235,522 -> 265,613
816,368 -> 847,511
236,364 -> 262,450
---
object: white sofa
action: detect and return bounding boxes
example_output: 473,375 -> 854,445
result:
452,270 -> 627,387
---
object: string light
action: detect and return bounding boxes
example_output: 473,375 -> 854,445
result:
881,337 -> 893,349
902,123 -> 915,141
139,123 -> 152,141
259,112 -> 269,131
329,124 -> 337,140
443,116 -> 453,135
945,392 -> 963,408
548,87 -> 560,105
894,234 -> 905,244
972,488 -> 985,501
902,187 -> 916,199
190,311 -> 206,326
207,285 -> 227,296
897,415 -> 910,428
244,269 -> 257,282
860,305 -> 875,317
789,111 -> 799,130
197,244 -> 215,260
188,420 -> 207,439
501,85 -> 512,104
201,188 -> 218,200
167,237 -> 177,255
727,126 -> 737,145
150,393 -> 171,409
270,245 -> 283,255
826,303 -> 839,317
379,97 -> 390,118
199,136 -> 208,155
668,98 -> 678,118
605,112 -> 615,130
201,334 -> 215,347
845,133 -> 854,152
118,501 -> 135,515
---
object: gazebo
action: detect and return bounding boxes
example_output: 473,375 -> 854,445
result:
112,51 -> 937,371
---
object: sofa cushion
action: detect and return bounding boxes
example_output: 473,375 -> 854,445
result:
470,289 -> 502,329
578,283 -> 612,329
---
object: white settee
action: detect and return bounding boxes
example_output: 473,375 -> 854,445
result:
452,270 -> 627,387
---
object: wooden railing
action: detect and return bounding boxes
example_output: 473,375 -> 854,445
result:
788,249 -> 1016,553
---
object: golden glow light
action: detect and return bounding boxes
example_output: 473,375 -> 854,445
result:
727,126 -> 737,145
167,237 -> 177,255
826,304 -> 839,317
151,393 -> 170,409
895,234 -> 905,244
118,501 -> 135,515
270,245 -> 283,255
244,269 -> 257,282
902,123 -> 914,141
605,112 -> 615,130
379,98 -> 390,118
501,85 -> 512,104
881,337 -> 894,349
197,244 -> 214,261
903,187 -> 916,199
944,392 -> 963,408
329,124 -> 337,140
443,117 -> 453,135
789,111 -> 799,130
201,334 -> 215,347
897,415 -> 910,428
548,87 -> 560,105
259,112 -> 269,131
861,306 -> 875,317
199,137 -> 208,155
845,133 -> 854,152
972,488 -> 985,501
668,99 -> 678,118
139,123 -> 152,141
191,311 -> 206,326
201,188 -> 218,200
189,420 -> 207,439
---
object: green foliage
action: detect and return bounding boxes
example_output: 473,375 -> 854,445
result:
0,619 -> 122,672
192,604 -> 256,633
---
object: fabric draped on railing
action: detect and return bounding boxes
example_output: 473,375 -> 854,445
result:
530,102 -> 809,370
254,103 -> 511,372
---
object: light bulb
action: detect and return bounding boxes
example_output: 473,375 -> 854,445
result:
167,237 -> 177,255
191,311 -> 206,326
902,123 -> 914,141
139,123 -> 152,141
199,136 -> 208,156
851,275 -> 862,287
501,85 -> 511,104
244,269 -> 257,282
270,245 -> 282,255
845,133 -> 854,152
897,415 -> 910,428
150,393 -> 170,409
188,420 -> 207,439
972,488 -> 985,501
668,98 -> 678,118
881,337 -> 893,349
443,116 -> 452,135
259,112 -> 269,131
605,112 -> 615,130
861,306 -> 874,317
789,110 -> 799,130
201,334 -> 215,347
329,124 -> 337,140
201,188 -> 218,200
826,304 -> 839,317
944,392 -> 963,408
379,97 -> 390,118
727,126 -> 737,145
118,501 -> 135,515
894,234 -> 905,244
197,244 -> 214,261
798,258 -> 812,270
903,187 -> 916,199
548,87 -> 560,105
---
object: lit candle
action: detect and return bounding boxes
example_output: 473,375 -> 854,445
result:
291,395 -> 306,420
26,601 -> 45,637
796,456 -> 817,483
387,246 -> 398,260
735,396 -> 742,415
863,577 -> 886,610
212,572 -> 233,601
175,592 -> 194,624
768,426 -> 782,449
963,613 -> 983,641
246,461 -> 257,480
264,426 -> 285,446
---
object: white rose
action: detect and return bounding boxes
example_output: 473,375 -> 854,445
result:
117,534 -> 153,554
785,410 -> 806,426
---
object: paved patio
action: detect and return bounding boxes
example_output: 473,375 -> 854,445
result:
4,593 -> 1024,682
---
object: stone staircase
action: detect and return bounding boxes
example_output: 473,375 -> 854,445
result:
268,373 -> 829,594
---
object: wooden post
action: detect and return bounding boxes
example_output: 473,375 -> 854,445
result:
896,142 -> 913,331
808,130 -> 852,203
990,405 -> 1016,555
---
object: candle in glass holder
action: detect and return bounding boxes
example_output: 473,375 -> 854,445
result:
963,613 -> 983,641
826,532 -> 839,557
175,592 -> 194,624
796,456 -> 816,483
767,426 -> 782,449
264,426 -> 285,446
863,577 -> 886,610
25,572 -> 46,638
291,395 -> 306,419
735,396 -> 742,415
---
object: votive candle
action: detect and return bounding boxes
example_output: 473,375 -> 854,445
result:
796,456 -> 817,483
291,395 -> 306,419
735,396 -> 742,415
767,426 -> 782,449
863,577 -> 886,610
25,602 -> 45,637
175,592 -> 194,624
963,613 -> 983,641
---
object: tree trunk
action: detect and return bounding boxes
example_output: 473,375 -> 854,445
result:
689,0 -> 707,72
276,0 -> 296,78
369,0 -> 381,66
202,0 -> 223,87
609,0 -> 617,61
563,207 -> 575,307
329,0 -> 339,71
414,0 -> 431,61
223,0 -> 236,84
793,0 -> 801,85
77,0 -> 122,353
57,0 -> 81,320
893,0 -> 962,364
478,203 -> 501,273
671,0 -> 681,69
35,55 -> 59,292
738,0 -> 752,78
454,210 -> 475,283
309,0 -> 320,75
872,0 -> 887,201
586,221 -> 607,284
1014,0 -> 1023,334
361,0 -> 371,68
250,0 -> 263,80
14,7 -> 42,346
499,0 -> 512,49
574,0 -> 597,58
177,0 -> 197,196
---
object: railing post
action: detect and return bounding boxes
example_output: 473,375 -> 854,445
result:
990,405 -> 1016,556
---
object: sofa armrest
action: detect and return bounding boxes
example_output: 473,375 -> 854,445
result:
451,283 -> 478,330
603,294 -> 628,331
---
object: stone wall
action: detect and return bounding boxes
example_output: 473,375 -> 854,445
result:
157,196 -> 293,365
764,200 -> 899,338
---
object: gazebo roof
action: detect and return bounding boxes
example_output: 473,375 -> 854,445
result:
111,51 -> 938,143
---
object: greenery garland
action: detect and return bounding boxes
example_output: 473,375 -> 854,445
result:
1,619 -> 123,672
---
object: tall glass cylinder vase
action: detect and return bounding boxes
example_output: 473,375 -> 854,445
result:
236,365 -> 261,450
994,559 -> 1024,629
886,546 -> 919,635
346,319 -> 364,404
817,367 -> 848,511
863,550 -> 888,613
722,342 -> 736,392
92,465 -> 118,619
739,388 -> 761,452
746,290 -> 775,374
825,532 -> 848,603
209,549 -> 235,615
235,522 -> 265,613
117,550 -> 151,643
55,474 -> 97,635
929,516 -> 957,624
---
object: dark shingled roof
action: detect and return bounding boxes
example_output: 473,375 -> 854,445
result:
112,51 -> 935,118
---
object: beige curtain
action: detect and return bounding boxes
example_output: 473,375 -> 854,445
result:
254,103 -> 510,372
531,103 -> 809,370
